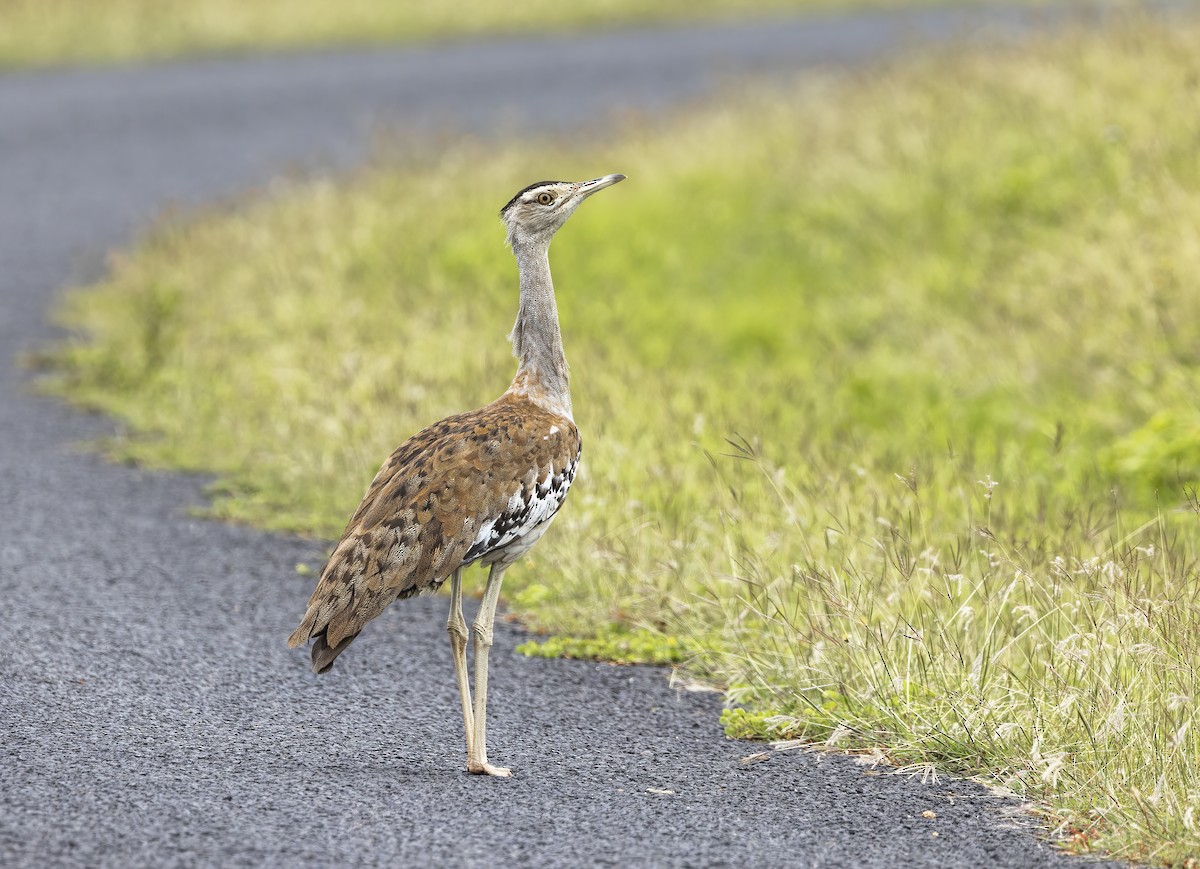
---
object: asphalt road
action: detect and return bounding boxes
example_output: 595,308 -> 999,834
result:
0,6 -> 1146,867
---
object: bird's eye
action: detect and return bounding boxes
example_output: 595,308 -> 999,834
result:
536,192 -> 554,206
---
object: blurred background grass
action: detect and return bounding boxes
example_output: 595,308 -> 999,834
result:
38,13 -> 1200,867
0,0 -> 1103,68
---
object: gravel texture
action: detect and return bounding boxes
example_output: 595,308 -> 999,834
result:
0,8 -> 1136,867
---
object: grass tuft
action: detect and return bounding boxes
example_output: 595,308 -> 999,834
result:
42,18 -> 1200,863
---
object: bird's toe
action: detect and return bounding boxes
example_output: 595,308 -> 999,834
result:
468,761 -> 512,778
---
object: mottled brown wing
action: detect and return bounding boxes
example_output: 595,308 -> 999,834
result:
287,393 -> 580,672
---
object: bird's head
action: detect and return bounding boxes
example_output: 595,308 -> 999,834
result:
500,174 -> 626,249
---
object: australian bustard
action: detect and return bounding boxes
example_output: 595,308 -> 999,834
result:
289,174 -> 626,777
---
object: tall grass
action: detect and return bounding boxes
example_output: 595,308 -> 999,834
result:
45,19 -> 1200,863
0,0 -> 1029,69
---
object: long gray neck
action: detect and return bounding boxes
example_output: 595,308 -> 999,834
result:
508,238 -> 572,418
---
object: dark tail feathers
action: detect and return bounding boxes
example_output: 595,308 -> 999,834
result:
310,629 -> 360,674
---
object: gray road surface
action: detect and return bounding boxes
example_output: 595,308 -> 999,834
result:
0,6 -> 1150,867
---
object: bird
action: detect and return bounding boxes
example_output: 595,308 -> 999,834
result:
288,174 -> 626,777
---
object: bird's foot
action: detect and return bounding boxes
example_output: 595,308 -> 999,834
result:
467,760 -> 512,778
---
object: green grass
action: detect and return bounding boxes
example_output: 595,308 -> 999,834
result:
43,17 -> 1200,864
515,627 -> 692,665
0,0 -> 1099,69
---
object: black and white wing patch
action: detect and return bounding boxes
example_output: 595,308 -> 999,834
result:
463,455 -> 579,565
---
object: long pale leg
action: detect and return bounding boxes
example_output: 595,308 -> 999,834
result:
468,563 -> 510,777
446,568 -> 474,763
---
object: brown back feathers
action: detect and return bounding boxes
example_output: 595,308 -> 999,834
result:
287,392 -> 580,672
